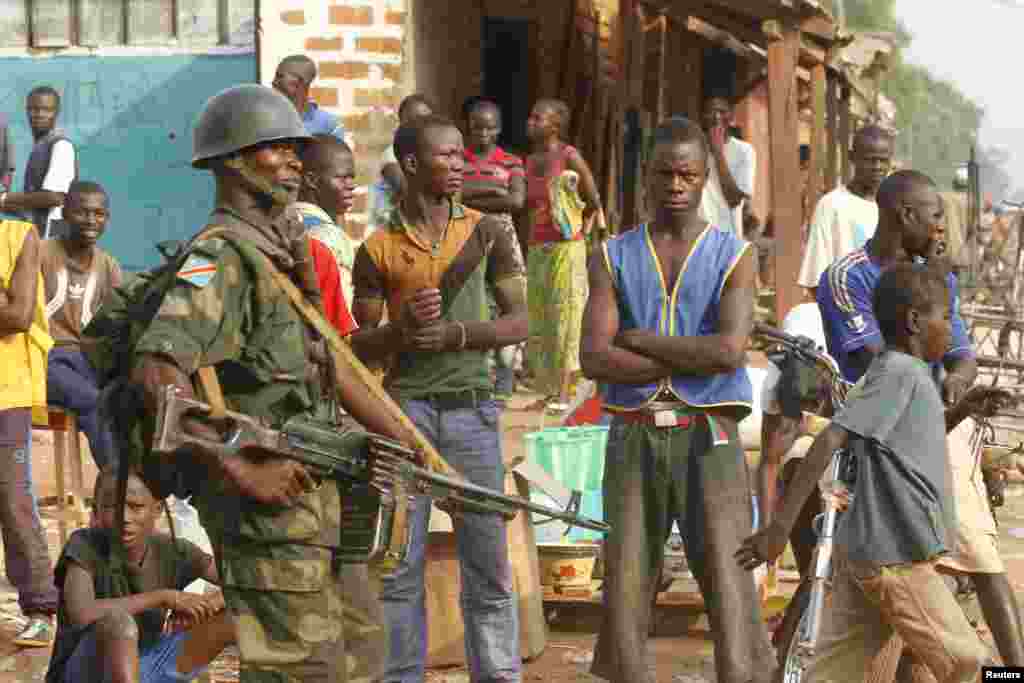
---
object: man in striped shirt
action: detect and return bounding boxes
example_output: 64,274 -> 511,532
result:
461,97 -> 526,402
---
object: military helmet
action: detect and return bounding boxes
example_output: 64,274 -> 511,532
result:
192,84 -> 311,168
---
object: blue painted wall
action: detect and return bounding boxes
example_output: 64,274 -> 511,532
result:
1,53 -> 256,271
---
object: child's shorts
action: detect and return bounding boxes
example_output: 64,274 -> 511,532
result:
62,628 -> 210,683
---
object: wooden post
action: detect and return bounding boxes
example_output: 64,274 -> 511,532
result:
621,3 -> 647,227
838,83 -> 852,185
766,19 -> 802,323
590,10 -> 606,179
656,15 -> 667,123
678,30 -> 704,121
808,62 -> 827,221
826,72 -> 839,193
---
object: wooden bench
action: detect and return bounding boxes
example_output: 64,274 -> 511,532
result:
32,407 -> 90,545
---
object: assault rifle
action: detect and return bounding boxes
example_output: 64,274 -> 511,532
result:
152,386 -> 609,571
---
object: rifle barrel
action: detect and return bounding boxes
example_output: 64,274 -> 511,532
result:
384,456 -> 610,533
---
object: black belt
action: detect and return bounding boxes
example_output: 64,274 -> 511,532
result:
417,389 -> 492,410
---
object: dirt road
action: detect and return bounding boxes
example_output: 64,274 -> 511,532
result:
4,388 -> 1024,681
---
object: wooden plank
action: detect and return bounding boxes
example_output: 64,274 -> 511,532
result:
31,0 -> 72,47
509,472 -> 547,660
670,0 -> 765,47
625,3 -> 648,105
656,15 -> 667,123
604,103 -> 621,233
684,15 -> 758,61
767,19 -> 803,323
825,71 -> 839,192
838,82 -> 852,185
590,11 -> 605,171
680,33 -> 705,121
798,34 -> 827,66
808,62 -> 827,221
801,14 -> 836,42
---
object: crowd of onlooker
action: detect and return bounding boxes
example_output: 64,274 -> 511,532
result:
1,45 -> 1015,683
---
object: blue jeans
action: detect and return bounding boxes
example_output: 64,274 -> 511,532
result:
62,629 -> 207,682
381,397 -> 521,683
47,348 -> 116,468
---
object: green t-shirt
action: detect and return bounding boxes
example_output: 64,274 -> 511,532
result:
352,203 -> 526,399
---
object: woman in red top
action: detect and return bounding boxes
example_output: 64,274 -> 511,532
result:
524,99 -> 604,411
461,97 -> 527,403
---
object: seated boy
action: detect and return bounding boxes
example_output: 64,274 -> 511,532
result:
46,464 -> 234,683
42,180 -> 122,468
737,263 -> 999,683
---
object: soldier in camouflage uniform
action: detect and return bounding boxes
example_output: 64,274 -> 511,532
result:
128,84 -> 412,682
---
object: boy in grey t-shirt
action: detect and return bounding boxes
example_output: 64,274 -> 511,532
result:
737,263 -> 1004,683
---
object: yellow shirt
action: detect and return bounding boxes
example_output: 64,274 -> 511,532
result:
0,220 -> 53,421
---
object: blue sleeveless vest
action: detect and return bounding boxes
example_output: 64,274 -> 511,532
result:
602,224 -> 752,416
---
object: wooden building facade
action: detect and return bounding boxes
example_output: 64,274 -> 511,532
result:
258,0 -> 862,322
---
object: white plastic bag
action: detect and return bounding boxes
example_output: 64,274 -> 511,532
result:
167,496 -> 213,594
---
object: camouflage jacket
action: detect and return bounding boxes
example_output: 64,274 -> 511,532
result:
135,206 -> 339,592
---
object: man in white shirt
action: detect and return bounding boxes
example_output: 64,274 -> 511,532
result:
0,86 -> 77,238
699,94 -> 756,237
796,126 -> 892,295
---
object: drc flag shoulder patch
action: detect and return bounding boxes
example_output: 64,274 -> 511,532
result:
176,253 -> 218,288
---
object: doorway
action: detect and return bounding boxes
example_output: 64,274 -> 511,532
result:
482,17 -> 533,156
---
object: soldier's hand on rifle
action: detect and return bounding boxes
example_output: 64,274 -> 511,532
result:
223,454 -> 317,506
735,521 -> 788,571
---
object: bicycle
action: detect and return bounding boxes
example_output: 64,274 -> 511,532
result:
753,323 -> 851,683
757,324 -> 1020,683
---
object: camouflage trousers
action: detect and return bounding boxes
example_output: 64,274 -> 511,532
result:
200,480 -> 388,682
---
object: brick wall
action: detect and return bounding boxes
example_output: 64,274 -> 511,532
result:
258,0 -> 623,234
259,0 -> 411,237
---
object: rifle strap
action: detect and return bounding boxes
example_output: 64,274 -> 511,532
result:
180,225 -> 243,423
196,366 -> 227,421
247,245 -> 458,478
383,481 -> 410,573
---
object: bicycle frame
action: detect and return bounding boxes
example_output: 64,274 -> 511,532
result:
753,324 -> 852,683
769,336 -> 1019,682
783,451 -> 848,683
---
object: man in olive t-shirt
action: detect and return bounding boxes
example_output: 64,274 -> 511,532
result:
351,114 -> 529,683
